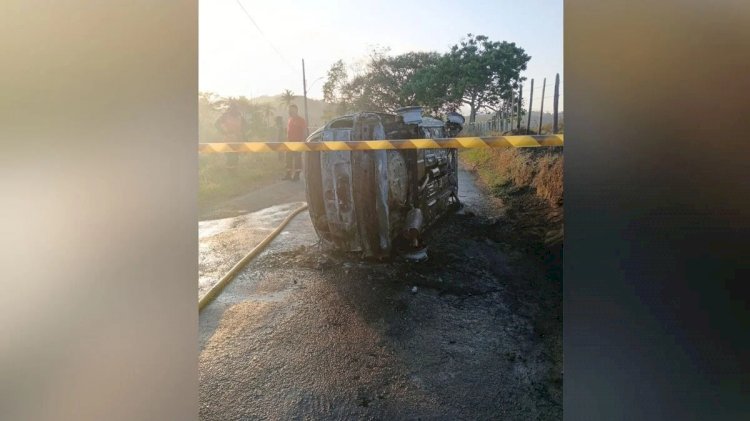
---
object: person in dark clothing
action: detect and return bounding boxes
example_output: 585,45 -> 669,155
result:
283,104 -> 306,181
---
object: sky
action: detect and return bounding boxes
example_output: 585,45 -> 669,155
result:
199,0 -> 562,110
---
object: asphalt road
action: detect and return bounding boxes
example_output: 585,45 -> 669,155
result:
198,168 -> 562,420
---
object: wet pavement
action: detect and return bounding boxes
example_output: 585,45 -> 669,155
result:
198,201 -> 308,300
198,168 -> 562,420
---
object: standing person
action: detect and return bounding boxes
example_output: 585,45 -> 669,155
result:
283,104 -> 306,181
274,116 -> 285,162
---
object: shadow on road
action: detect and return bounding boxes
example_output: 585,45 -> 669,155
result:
198,169 -> 562,419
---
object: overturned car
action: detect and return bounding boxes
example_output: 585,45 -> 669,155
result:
303,107 -> 465,261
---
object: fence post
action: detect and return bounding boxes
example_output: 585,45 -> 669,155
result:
526,79 -> 534,134
509,89 -> 514,134
517,84 -> 522,130
553,73 -> 560,133
538,77 -> 546,134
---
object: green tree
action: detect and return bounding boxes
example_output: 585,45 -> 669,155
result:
320,34 -> 530,122
403,54 -> 456,115
259,103 -> 274,126
211,96 -> 275,139
322,59 -> 353,115
441,34 -> 530,122
322,51 -> 444,114
358,50 -> 443,112
279,89 -> 296,108
198,91 -> 223,142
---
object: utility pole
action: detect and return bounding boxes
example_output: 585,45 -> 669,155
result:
302,58 -> 309,137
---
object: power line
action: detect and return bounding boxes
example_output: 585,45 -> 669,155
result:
234,0 -> 298,75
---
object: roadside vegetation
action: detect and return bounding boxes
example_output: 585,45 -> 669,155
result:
460,141 -> 564,247
199,153 -> 284,214
198,91 -> 290,213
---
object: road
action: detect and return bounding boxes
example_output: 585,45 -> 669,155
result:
198,168 -> 562,420
200,178 -> 307,221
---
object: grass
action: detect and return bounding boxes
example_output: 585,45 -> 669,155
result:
460,145 -> 563,209
460,137 -> 564,246
199,152 -> 285,211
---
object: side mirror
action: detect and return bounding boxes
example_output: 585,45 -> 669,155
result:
445,112 -> 465,136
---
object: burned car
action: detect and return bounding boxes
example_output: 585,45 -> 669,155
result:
303,107 -> 465,261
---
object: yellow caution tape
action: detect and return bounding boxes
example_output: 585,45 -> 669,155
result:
198,135 -> 563,153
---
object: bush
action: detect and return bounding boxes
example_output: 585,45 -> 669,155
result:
199,153 -> 284,210
533,152 -> 564,208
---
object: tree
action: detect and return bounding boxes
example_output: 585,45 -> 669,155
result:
357,50 -> 443,112
259,103 -> 274,126
441,34 -> 530,123
405,55 -> 457,115
199,91 -> 221,106
322,59 -> 353,115
279,89 -> 296,108
198,91 -> 223,142
322,51 -> 444,114
320,34 -> 530,122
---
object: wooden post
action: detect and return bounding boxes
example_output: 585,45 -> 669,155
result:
538,77 -> 546,134
526,79 -> 534,134
553,73 -> 560,133
517,84 -> 522,130
509,89 -> 514,134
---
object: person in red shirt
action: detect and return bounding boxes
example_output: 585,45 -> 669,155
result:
284,104 -> 307,181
